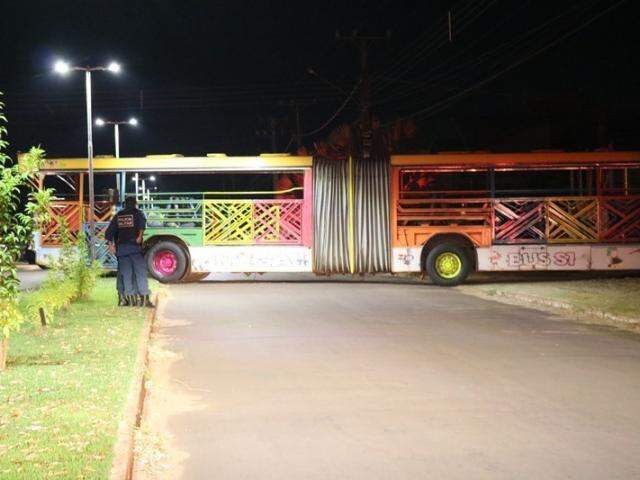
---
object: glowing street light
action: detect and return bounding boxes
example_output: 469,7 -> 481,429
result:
95,117 -> 139,202
53,60 -> 71,75
94,117 -> 139,158
53,59 -> 122,260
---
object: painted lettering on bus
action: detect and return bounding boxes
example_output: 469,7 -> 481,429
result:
506,251 -> 576,267
190,248 -> 312,272
553,251 -> 576,266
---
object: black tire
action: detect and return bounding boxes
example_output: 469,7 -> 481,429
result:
146,241 -> 189,283
425,243 -> 471,286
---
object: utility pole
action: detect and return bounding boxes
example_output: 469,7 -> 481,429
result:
294,103 -> 301,150
270,117 -> 277,152
337,31 -> 389,159
281,99 -> 317,151
256,116 -> 285,152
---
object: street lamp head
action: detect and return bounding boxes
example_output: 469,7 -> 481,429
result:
107,62 -> 121,74
128,117 -> 138,126
53,60 -> 71,75
149,175 -> 156,182
95,118 -> 105,126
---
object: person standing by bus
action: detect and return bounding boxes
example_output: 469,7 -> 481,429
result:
105,196 -> 154,308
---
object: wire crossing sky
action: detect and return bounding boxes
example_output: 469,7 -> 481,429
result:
1,0 -> 638,156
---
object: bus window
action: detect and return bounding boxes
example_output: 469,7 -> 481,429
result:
600,167 -> 640,194
494,168 -> 595,197
274,173 -> 304,199
43,174 -> 79,200
129,172 -> 302,200
400,170 -> 489,198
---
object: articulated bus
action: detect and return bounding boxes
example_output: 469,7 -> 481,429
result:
29,151 -> 640,286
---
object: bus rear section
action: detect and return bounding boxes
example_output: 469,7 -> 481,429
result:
140,166 -> 313,282
390,152 -> 640,285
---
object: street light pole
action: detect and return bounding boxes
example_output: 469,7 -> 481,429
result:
54,59 -> 121,261
95,117 -> 138,203
114,123 -> 120,158
114,123 -> 122,203
84,70 -> 96,261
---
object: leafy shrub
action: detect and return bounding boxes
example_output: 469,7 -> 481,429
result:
73,231 -> 102,299
1,95 -> 52,341
22,224 -> 102,326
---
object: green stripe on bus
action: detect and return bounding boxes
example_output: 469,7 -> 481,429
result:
143,227 -> 203,247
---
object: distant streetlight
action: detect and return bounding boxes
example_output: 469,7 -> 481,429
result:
95,117 -> 139,202
53,59 -> 122,260
131,174 -> 155,201
94,117 -> 139,158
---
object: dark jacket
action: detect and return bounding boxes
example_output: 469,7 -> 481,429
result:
105,207 -> 147,256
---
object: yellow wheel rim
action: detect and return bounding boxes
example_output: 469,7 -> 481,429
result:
435,252 -> 462,279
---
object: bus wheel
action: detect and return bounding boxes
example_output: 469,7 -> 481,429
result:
146,241 -> 188,283
425,243 -> 471,286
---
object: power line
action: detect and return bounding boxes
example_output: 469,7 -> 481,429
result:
375,0 -> 586,107
384,0 -> 629,126
283,79 -> 361,152
371,0 -> 487,83
372,0 -> 501,94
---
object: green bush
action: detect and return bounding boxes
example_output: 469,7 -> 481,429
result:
1,96 -> 52,342
22,225 -> 102,326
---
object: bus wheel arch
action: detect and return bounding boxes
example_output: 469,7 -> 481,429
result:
144,236 -> 191,283
420,234 -> 476,286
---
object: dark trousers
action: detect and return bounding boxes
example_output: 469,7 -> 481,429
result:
118,253 -> 150,295
116,269 -> 139,294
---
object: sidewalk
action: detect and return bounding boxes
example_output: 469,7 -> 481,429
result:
459,276 -> 640,332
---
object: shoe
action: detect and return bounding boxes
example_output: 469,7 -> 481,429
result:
118,294 -> 130,307
126,295 -> 137,307
142,294 -> 155,308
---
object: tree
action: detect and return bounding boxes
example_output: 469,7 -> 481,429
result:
0,94 -> 52,370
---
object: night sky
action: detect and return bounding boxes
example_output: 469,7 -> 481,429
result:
1,0 -> 639,158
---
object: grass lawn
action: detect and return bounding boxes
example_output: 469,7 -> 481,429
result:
0,277 -> 151,479
461,276 -> 640,323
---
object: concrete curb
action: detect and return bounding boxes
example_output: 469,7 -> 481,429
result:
109,294 -> 160,480
467,288 -> 640,327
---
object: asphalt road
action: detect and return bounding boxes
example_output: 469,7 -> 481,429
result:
145,281 -> 640,480
17,264 -> 47,291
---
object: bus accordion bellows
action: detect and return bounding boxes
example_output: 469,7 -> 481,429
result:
27,150 -> 640,286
